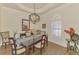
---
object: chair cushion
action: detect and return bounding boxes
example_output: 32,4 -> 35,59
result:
34,42 -> 44,48
34,42 -> 41,48
11,43 -> 24,50
13,48 -> 25,54
16,46 -> 24,49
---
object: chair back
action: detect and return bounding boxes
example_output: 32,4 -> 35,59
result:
0,31 -> 10,47
0,31 -> 9,39
9,37 -> 17,54
41,35 -> 47,48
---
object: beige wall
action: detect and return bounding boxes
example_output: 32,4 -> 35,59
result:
0,7 -> 29,36
0,6 -> 2,46
0,7 -> 29,46
0,6 -> 1,31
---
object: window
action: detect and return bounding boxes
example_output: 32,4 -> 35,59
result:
51,20 -> 61,37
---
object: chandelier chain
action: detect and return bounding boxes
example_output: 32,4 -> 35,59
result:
34,3 -> 36,13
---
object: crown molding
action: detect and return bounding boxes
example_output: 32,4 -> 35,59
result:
41,4 -> 72,16
16,4 -> 56,14
0,3 -> 70,15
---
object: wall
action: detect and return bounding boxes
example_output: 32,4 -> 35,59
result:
0,5 -> 1,31
0,6 -> 2,47
0,7 -> 29,37
41,4 -> 79,47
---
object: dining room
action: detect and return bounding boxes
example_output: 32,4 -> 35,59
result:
0,3 -> 79,55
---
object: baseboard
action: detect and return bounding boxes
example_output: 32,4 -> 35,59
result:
48,39 -> 67,48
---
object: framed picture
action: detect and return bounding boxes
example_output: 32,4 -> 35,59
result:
22,19 -> 30,31
42,24 -> 46,29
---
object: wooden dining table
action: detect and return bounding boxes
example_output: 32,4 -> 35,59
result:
15,34 -> 42,54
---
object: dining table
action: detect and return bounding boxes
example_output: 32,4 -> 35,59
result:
15,34 -> 42,54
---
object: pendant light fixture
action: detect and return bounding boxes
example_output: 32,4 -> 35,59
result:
29,3 -> 40,24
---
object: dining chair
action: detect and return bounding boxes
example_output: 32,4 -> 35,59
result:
41,31 -> 48,46
9,37 -> 26,55
0,31 -> 10,48
66,34 -> 79,53
34,35 -> 47,54
43,34 -> 48,46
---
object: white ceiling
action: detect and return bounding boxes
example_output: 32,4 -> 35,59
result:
0,3 -> 64,14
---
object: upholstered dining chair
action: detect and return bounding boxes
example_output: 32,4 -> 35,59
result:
66,34 -> 79,53
41,31 -> 48,46
34,35 -> 47,54
9,37 -> 26,55
0,31 -> 10,48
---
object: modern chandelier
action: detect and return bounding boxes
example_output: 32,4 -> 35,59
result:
29,3 -> 40,24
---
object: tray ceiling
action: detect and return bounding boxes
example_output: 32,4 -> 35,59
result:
0,3 -> 64,14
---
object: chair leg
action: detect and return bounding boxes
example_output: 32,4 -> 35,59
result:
25,47 -> 27,55
40,48 -> 43,55
1,42 -> 4,48
5,43 -> 7,48
28,47 -> 32,55
33,45 -> 35,53
26,47 -> 31,55
46,39 -> 48,46
25,47 -> 28,55
45,39 -> 48,46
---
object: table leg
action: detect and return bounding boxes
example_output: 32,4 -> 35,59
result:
25,47 -> 29,55
33,44 -> 35,53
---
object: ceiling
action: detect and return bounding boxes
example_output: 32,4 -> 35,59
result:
0,3 -> 65,15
